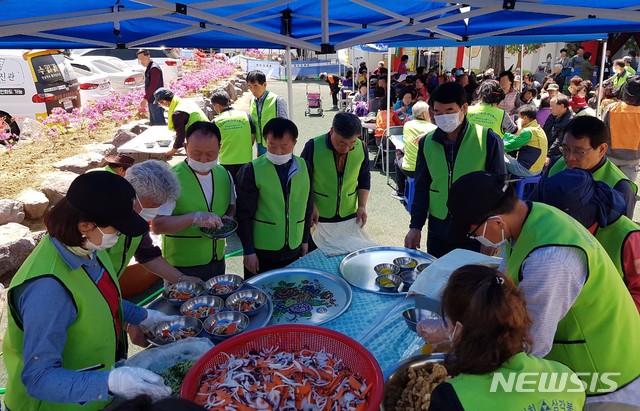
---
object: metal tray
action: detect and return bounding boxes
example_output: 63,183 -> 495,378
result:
146,283 -> 273,346
245,268 -> 352,325
339,246 -> 436,296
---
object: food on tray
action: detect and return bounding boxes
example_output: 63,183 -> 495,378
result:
393,362 -> 450,411
184,304 -> 218,319
377,278 -> 396,287
209,320 -> 243,336
159,326 -> 198,341
195,348 -> 371,410
201,219 -> 237,237
210,281 -> 239,295
231,297 -> 261,312
168,289 -> 195,302
378,267 -> 394,275
158,360 -> 196,396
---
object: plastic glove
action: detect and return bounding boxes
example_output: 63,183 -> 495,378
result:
138,309 -> 181,330
416,317 -> 451,352
193,211 -> 222,229
108,366 -> 171,400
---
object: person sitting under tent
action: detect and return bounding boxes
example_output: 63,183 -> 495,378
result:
466,80 -> 517,139
503,104 -> 547,177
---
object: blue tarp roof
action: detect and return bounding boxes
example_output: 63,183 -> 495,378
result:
0,1 -> 636,49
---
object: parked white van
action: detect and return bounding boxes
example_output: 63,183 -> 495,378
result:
0,49 -> 81,137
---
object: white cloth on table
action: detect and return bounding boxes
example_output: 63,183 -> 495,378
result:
311,218 -> 378,257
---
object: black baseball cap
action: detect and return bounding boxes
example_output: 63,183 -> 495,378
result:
66,172 -> 149,237
153,87 -> 174,104
447,171 -> 511,242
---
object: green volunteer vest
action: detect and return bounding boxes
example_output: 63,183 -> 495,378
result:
402,120 -> 437,172
595,215 -> 640,278
252,155 -> 309,251
423,124 -> 488,220
106,235 -> 143,278
450,352 -> 585,410
215,109 -> 253,165
167,97 -> 208,132
86,165 -> 118,174
311,135 -> 365,219
521,120 -> 548,174
549,157 -> 638,194
250,92 -> 279,146
4,235 -> 122,411
466,102 -> 507,138
162,161 -> 230,267
506,202 -> 640,395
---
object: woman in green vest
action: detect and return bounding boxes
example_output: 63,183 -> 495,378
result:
236,118 -> 312,279
3,172 -> 175,411
466,80 -> 517,138
446,171 -> 640,406
542,168 -> 640,313
427,265 -> 585,410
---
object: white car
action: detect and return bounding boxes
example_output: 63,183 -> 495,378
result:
75,72 -> 113,104
69,56 -> 144,94
72,48 -> 183,84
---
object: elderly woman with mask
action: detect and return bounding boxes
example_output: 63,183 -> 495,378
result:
4,172 -> 175,411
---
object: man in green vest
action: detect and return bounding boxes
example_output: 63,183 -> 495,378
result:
466,79 -> 517,138
301,112 -> 370,230
502,104 -> 548,176
247,70 -> 288,156
447,171 -> 640,406
533,116 -> 637,218
404,82 -> 506,258
154,87 -> 209,157
236,118 -> 312,279
101,153 -> 134,176
211,90 -> 255,182
542,168 -> 640,313
152,122 -> 235,281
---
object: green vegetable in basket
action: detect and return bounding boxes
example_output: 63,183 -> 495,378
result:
157,360 -> 196,396
201,219 -> 236,237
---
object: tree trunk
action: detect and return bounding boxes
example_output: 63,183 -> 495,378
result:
488,46 -> 505,73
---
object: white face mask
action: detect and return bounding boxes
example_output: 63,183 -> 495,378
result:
187,158 -> 218,173
473,217 -> 509,248
434,112 -> 462,133
137,196 -> 159,222
266,152 -> 292,166
85,227 -> 120,251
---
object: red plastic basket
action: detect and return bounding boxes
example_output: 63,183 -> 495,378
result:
180,324 -> 384,410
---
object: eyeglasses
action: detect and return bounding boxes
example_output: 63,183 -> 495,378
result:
559,145 -> 594,158
467,218 -> 489,239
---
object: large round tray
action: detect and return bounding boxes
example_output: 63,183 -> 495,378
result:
245,268 -> 352,325
146,283 -> 273,346
339,246 -> 436,295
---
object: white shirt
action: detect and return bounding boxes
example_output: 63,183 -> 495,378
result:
157,170 -> 236,216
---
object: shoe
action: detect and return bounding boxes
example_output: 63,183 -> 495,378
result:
390,192 -> 404,201
332,105 -> 339,110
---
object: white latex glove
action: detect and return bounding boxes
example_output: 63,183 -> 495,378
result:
192,211 -> 222,229
108,366 -> 171,400
416,317 -> 450,351
138,309 -> 181,330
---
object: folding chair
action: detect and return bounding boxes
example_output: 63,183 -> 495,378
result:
373,126 -> 403,174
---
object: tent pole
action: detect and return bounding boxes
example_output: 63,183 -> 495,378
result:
467,47 -> 471,70
427,51 -> 431,72
596,39 -> 608,119
286,45 -> 294,120
386,47 -> 392,186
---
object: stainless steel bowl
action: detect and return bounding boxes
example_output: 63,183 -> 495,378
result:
156,139 -> 172,147
180,295 -> 224,319
375,274 -> 401,292
374,263 -> 401,276
399,270 -> 419,288
402,308 -> 441,332
152,316 -> 203,344
415,262 -> 432,273
162,281 -> 205,306
393,257 -> 418,270
204,274 -> 244,299
144,141 -> 155,148
382,354 -> 446,411
203,311 -> 250,341
225,289 -> 268,317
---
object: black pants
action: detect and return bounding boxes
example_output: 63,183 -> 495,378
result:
243,253 -> 300,280
176,259 -> 225,282
221,163 -> 245,183
394,161 -> 415,196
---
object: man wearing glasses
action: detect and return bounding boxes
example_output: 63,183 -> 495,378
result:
532,116 -> 637,218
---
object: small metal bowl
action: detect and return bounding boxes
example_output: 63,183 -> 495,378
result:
402,308 -> 441,332
225,289 -> 268,317
375,274 -> 401,292
393,257 -> 418,270
162,281 -> 205,306
415,262 -> 432,273
144,141 -> 155,148
400,270 -> 419,288
204,274 -> 244,299
374,263 -> 400,276
156,139 -> 172,147
180,295 -> 224,319
203,311 -> 250,341
152,316 -> 203,344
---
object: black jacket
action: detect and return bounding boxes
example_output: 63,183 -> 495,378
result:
543,109 -> 573,158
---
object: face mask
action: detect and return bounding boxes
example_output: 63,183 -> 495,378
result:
85,227 -> 120,251
266,152 -> 292,166
434,112 -> 462,133
187,158 -> 218,173
137,196 -> 160,222
474,218 -> 509,248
